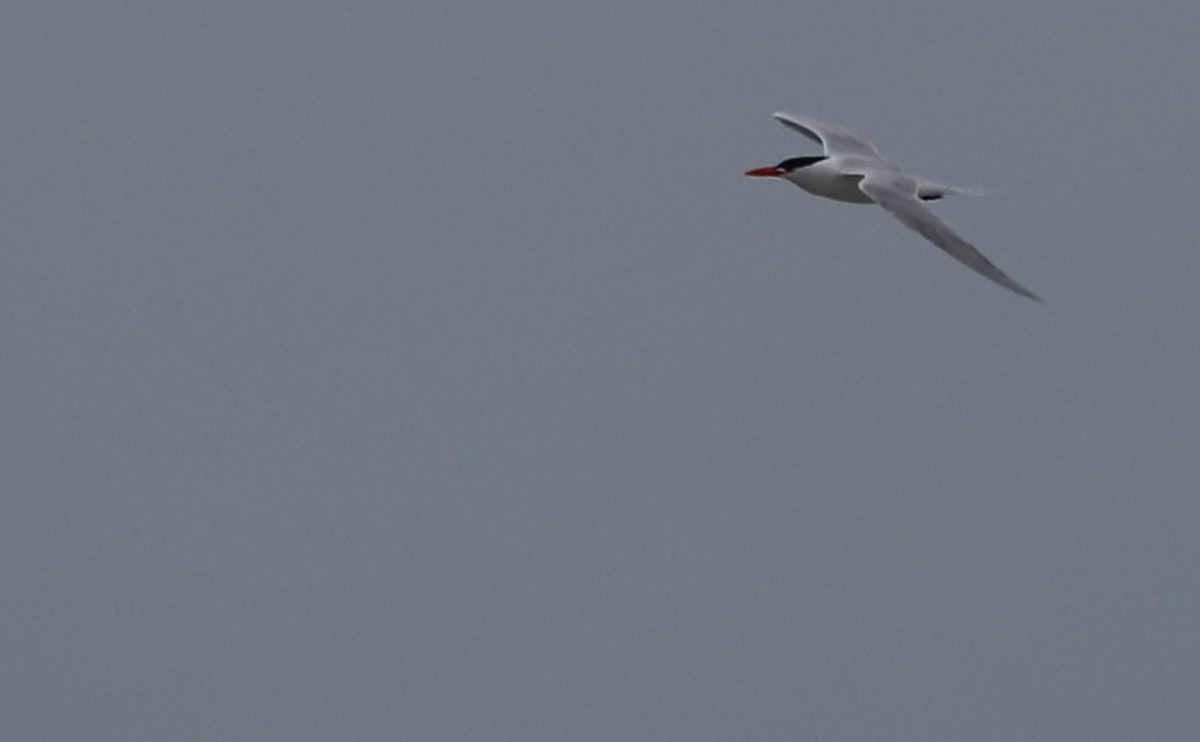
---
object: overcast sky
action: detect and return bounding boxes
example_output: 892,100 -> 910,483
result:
4,3 -> 1199,740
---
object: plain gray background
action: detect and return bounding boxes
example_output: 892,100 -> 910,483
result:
4,3 -> 1198,740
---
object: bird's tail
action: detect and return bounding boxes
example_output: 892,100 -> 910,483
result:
916,180 -> 991,201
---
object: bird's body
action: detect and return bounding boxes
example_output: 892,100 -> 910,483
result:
778,156 -> 876,203
746,112 -> 1040,301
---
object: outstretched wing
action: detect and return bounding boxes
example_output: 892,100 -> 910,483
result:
773,112 -> 882,157
857,170 -> 1042,301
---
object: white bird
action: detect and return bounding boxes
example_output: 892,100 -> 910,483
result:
746,112 -> 1041,301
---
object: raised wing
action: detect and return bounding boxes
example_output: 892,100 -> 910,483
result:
773,112 -> 882,157
857,170 -> 1042,301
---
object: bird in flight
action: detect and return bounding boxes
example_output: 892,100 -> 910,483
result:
746,112 -> 1041,301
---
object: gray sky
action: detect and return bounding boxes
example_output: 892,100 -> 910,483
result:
4,3 -> 1199,740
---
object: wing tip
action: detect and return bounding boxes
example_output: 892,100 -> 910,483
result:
998,276 -> 1044,303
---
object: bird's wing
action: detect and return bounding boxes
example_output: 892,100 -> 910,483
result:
773,112 -> 881,157
856,170 -> 1042,301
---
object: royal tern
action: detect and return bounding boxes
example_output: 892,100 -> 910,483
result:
746,112 -> 1041,301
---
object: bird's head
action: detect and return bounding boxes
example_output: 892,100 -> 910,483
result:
744,155 -> 827,178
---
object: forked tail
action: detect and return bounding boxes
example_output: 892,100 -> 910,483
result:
916,180 -> 991,202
